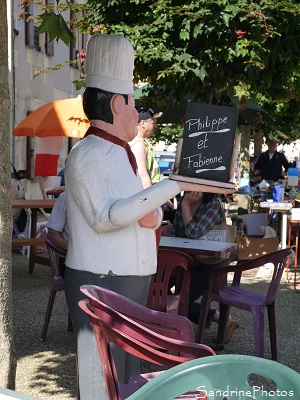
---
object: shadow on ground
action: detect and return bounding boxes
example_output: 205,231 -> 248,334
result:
12,251 -> 300,399
12,251 -> 76,399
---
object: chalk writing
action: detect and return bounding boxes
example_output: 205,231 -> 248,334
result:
189,128 -> 230,138
196,166 -> 226,173
178,102 -> 239,183
183,153 -> 224,172
186,115 -> 228,135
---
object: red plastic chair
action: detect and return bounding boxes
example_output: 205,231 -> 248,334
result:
161,223 -> 172,237
39,225 -> 72,341
146,249 -> 195,317
79,285 -> 215,400
196,248 -> 292,360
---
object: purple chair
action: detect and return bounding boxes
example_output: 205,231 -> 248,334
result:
196,248 -> 292,360
79,285 -> 215,400
39,225 -> 72,341
81,284 -> 196,343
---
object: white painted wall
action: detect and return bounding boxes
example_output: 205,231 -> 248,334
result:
10,0 -> 86,198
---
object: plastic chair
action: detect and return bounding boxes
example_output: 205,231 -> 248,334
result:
81,284 -> 195,343
196,248 -> 292,360
126,354 -> 300,400
39,225 -> 72,341
146,249 -> 195,317
287,219 -> 300,292
79,285 -> 215,400
161,223 -> 173,237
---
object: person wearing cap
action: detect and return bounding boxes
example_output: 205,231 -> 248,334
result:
254,138 -> 289,182
130,108 -> 175,242
129,107 -> 162,188
64,34 -> 182,399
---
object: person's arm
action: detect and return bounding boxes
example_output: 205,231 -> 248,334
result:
183,197 -> 223,239
254,155 -> 261,172
253,155 -> 262,180
47,228 -> 68,252
253,169 -> 262,181
181,192 -> 203,226
46,193 -> 68,249
131,140 -> 152,188
282,154 -> 290,176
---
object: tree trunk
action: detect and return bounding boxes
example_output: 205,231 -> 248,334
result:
253,129 -> 263,157
0,0 -> 17,388
238,125 -> 251,184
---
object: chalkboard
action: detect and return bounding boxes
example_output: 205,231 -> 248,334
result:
177,102 -> 239,184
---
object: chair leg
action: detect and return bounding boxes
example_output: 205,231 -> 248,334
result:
253,308 -> 265,358
67,312 -> 73,332
294,223 -> 300,293
267,302 -> 277,361
195,294 -> 210,343
40,290 -> 57,341
215,303 -> 230,344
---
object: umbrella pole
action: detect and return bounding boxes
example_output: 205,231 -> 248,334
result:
38,176 -> 47,199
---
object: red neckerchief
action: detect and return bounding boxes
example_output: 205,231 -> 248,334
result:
84,126 -> 137,175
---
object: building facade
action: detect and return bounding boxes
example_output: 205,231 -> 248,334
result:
9,0 -> 87,198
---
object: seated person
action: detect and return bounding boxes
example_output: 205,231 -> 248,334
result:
171,191 -> 239,343
57,157 -> 68,187
46,192 -> 68,278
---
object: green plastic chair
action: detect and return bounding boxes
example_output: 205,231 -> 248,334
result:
127,354 -> 300,400
0,387 -> 39,399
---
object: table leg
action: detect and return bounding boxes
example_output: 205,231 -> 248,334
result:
281,212 -> 287,249
294,223 -> 300,293
28,209 -> 38,274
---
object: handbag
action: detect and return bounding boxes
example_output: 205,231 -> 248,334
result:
197,198 -> 237,262
199,198 -> 237,243
199,223 -> 237,243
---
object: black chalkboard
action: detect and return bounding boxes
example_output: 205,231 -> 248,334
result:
178,102 -> 239,183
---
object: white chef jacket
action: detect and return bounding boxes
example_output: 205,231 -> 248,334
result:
65,134 -> 180,276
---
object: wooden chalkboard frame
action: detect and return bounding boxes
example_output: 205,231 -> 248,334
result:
169,102 -> 240,194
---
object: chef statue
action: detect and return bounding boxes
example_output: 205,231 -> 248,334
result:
64,34 -> 182,399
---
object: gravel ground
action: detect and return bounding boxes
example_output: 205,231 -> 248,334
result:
11,250 -> 300,399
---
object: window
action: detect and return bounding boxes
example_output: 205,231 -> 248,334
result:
45,0 -> 54,56
24,1 -> 41,51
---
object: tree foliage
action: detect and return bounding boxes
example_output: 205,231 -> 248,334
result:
27,0 -> 300,142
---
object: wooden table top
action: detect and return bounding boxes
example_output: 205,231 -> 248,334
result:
12,199 -> 56,209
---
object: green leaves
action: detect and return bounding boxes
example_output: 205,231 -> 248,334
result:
33,0 -> 300,141
73,80 -> 86,90
37,11 -> 76,46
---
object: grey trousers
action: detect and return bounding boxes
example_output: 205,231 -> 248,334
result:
64,267 -> 151,400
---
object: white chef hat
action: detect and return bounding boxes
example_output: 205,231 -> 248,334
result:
85,34 -> 134,95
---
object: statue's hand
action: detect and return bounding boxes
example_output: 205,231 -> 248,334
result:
138,209 -> 160,229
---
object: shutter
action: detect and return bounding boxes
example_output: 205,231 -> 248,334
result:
45,32 -> 54,56
44,0 -> 54,56
69,6 -> 78,68
24,1 -> 34,48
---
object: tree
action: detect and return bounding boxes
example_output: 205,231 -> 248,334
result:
0,0 -> 17,389
33,0 -> 300,143
78,1 -> 300,126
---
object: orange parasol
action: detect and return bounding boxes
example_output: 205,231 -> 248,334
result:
13,96 -> 89,138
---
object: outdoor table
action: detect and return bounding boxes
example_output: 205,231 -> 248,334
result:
259,201 -> 293,249
45,186 -> 65,198
12,199 -> 56,273
159,236 -> 237,258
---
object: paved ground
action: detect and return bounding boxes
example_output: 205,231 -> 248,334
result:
11,249 -> 300,399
